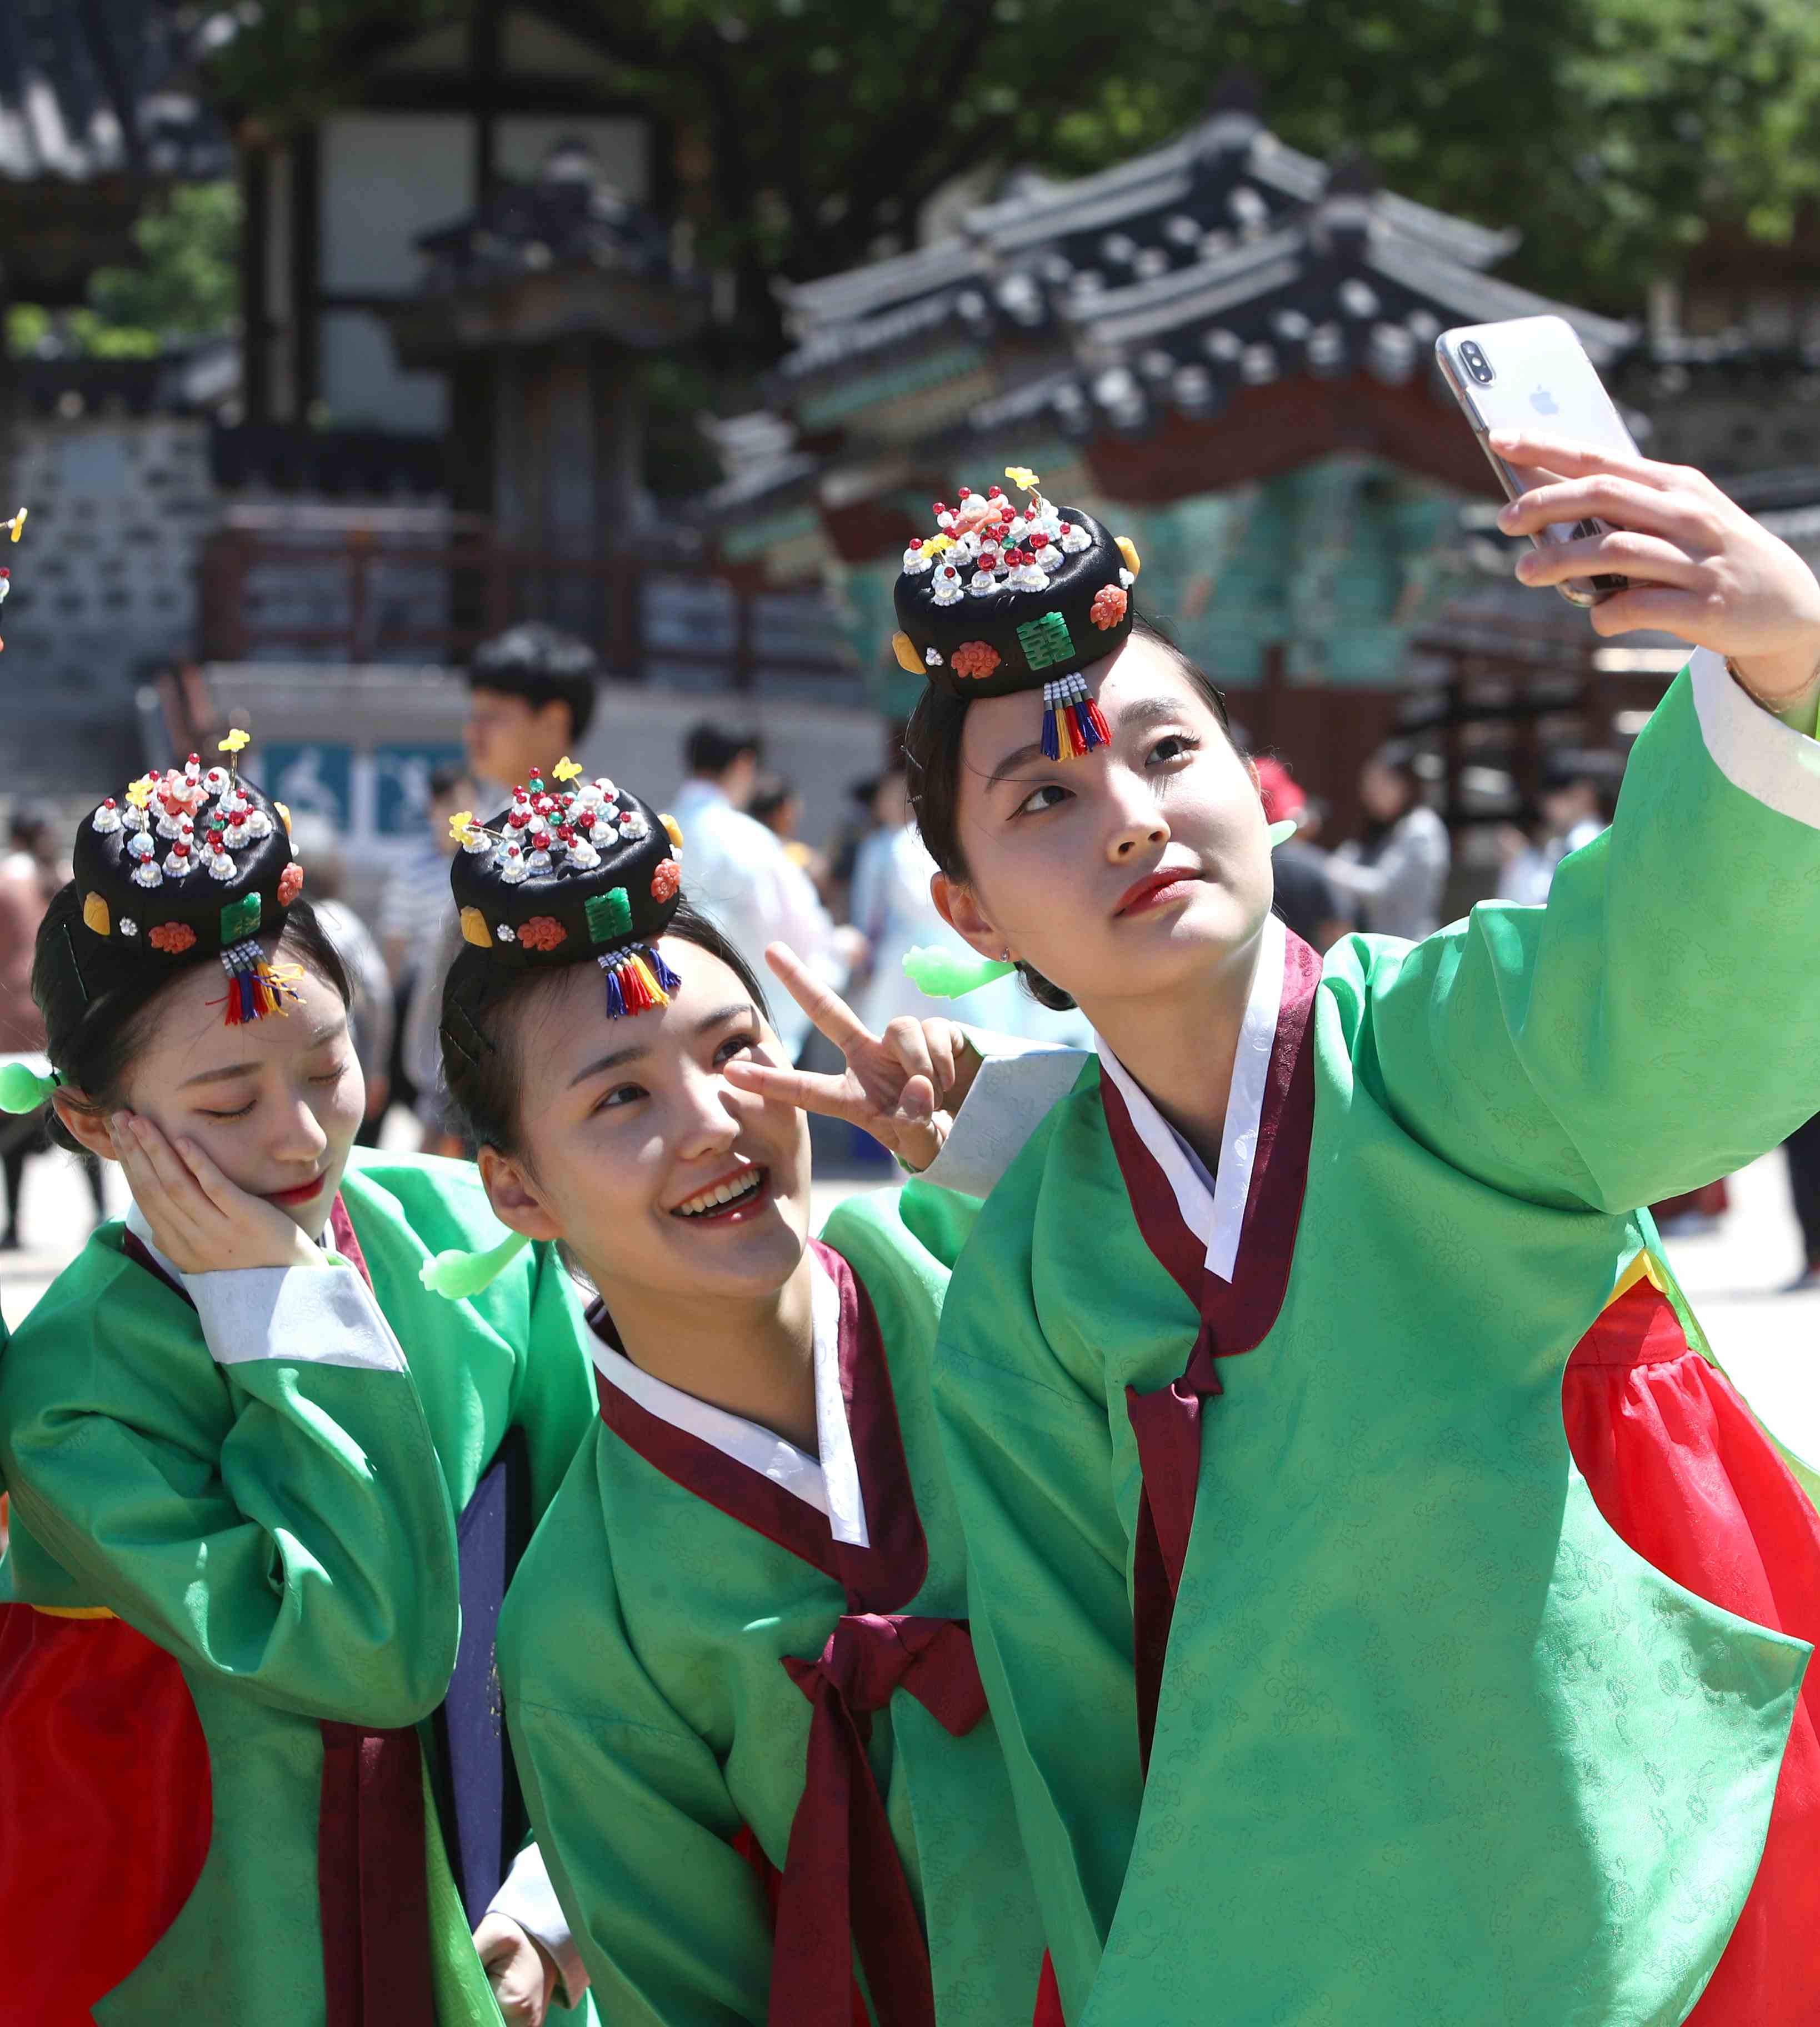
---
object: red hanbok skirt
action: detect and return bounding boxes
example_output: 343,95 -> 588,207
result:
1563,1274 -> 1820,2022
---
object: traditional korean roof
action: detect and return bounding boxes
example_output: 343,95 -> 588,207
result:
711,83 -> 1639,588
774,78 -> 1529,407
0,0 -> 225,302
0,0 -> 223,185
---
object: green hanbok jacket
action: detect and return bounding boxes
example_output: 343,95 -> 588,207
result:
498,1181 -> 1051,2027
931,650 -> 1820,2027
0,1150 -> 598,2026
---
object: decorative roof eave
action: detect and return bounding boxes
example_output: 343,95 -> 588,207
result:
778,235 -> 989,336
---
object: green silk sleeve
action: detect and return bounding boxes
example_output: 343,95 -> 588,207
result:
506,1634 -> 774,2024
509,1240 -> 603,1522
1356,653 -> 1820,1214
3,1254 -> 461,1726
932,1175 -> 1144,2020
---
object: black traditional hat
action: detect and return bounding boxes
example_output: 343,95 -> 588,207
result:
891,466 -> 1142,762
68,734 -> 306,1022
446,759 -> 685,1017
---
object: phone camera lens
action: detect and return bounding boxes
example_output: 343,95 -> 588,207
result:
1461,341 -> 1494,386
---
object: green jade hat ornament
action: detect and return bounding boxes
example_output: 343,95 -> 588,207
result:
890,465 -> 1295,1000
422,757 -> 687,1297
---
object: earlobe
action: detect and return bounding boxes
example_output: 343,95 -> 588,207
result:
929,871 -> 1012,963
476,1146 -> 562,1242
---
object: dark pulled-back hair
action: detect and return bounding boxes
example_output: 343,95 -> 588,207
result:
901,613 -> 1233,1011
33,882 -> 352,1154
439,900 -> 772,1156
466,622 -> 601,742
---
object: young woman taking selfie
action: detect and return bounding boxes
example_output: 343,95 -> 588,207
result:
743,456 -> 1820,2025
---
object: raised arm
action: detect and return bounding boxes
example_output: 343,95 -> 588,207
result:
1357,438 -> 1820,1211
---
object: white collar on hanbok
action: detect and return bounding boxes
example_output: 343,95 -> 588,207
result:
1093,910 -> 1286,1286
589,1244 -> 871,1547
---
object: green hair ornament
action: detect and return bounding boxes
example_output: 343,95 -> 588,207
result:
0,1061 -> 58,1114
901,945 -> 1016,1001
418,1227 -> 531,1299
1268,818 -> 1298,848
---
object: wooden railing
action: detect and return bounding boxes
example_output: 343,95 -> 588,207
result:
196,517 -> 852,691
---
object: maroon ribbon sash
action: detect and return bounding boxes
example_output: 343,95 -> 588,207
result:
772,1614 -> 987,2027
1104,931 -> 1322,1778
124,1199 -> 435,2027
594,1245 -> 979,2027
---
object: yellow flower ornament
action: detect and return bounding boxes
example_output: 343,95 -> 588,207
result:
126,776 -> 154,810
553,757 -> 583,783
218,727 -> 251,756
448,808 -> 477,842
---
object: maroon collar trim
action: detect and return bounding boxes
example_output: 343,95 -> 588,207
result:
592,1241 -> 928,1611
1100,930 -> 1320,1353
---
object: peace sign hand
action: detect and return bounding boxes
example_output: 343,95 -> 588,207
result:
721,943 -> 983,1173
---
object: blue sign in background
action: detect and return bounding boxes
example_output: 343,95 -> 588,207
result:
259,742 -> 354,829
374,743 -> 466,838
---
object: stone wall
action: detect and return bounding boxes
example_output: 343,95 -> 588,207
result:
4,414 -> 218,787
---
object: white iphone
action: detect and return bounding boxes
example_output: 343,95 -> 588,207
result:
1435,314 -> 1641,607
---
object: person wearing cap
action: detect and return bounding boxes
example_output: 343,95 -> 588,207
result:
0,740 -> 599,2025
427,764 -> 1054,2027
798,455 -> 1820,2026
1249,755 -> 1349,952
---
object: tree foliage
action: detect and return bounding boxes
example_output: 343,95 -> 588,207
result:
8,183 -> 242,359
199,0 -> 1820,356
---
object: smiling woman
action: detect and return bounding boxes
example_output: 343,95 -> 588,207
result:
0,738 -> 603,2027
431,766 -> 1056,2026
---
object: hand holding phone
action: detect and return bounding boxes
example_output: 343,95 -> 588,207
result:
1436,314 -> 1640,606
1490,432 -> 1820,723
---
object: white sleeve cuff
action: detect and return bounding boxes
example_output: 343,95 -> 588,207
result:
186,1261 -> 408,1371
1689,644 -> 1820,830
921,1046 -> 1090,1199
487,1844 -> 589,2005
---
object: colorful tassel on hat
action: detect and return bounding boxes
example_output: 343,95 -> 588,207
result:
598,942 -> 682,1019
212,939 -> 303,1025
1041,672 -> 1112,763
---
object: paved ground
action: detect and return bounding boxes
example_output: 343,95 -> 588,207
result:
4,1127 -> 1817,1466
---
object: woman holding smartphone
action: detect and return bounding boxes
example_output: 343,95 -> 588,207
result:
737,455 -> 1820,2025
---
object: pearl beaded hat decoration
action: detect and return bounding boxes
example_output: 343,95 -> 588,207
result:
444,760 -> 686,1019
61,730 -> 307,1027
891,465 -> 1142,762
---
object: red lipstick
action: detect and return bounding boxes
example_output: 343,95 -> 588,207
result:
266,1174 -> 327,1206
1115,868 -> 1202,917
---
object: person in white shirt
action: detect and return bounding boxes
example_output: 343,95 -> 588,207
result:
1327,741 -> 1452,940
668,722 -> 863,1061
1497,748 -> 1622,906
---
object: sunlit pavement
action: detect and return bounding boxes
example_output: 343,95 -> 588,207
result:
3,1133 -> 1814,1472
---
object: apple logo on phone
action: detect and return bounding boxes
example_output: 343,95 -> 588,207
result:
1531,385 -> 1560,416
